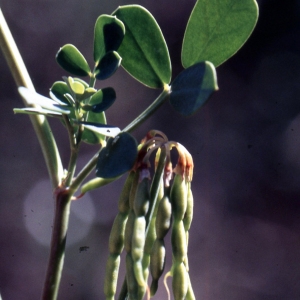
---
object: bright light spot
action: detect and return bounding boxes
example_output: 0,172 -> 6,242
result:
23,179 -> 96,246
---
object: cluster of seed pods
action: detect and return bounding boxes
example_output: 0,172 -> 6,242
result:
104,130 -> 195,300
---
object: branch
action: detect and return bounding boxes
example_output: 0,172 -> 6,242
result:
0,8 -> 64,188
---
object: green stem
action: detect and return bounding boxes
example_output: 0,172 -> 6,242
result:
42,189 -> 73,300
122,85 -> 170,133
0,8 -> 64,188
146,146 -> 166,233
73,86 -> 171,188
63,115 -> 79,186
70,152 -> 99,192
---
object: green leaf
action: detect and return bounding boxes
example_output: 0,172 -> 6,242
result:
78,122 -> 120,137
94,14 -> 125,64
169,61 -> 218,116
69,80 -> 85,96
82,91 -> 111,144
56,44 -> 91,76
82,87 -> 116,113
95,51 -> 122,80
81,95 -> 107,144
182,0 -> 259,68
113,5 -> 171,88
13,107 -> 63,117
77,87 -> 97,102
73,77 -> 89,88
18,87 -> 71,114
96,132 -> 138,178
50,81 -> 71,105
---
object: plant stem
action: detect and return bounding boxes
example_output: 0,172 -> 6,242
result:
122,85 -> 171,133
70,152 -> 99,191
73,86 -> 171,187
42,189 -> 73,300
0,9 -> 64,188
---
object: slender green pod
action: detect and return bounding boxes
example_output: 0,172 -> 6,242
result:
155,195 -> 172,240
129,171 -> 140,209
118,171 -> 136,214
126,253 -> 139,300
171,220 -> 187,263
150,239 -> 166,296
132,216 -> 147,286
104,254 -> 120,299
186,273 -> 196,300
183,231 -> 189,272
170,174 -> 188,221
131,216 -> 146,261
108,212 -> 128,255
124,210 -> 136,253
133,176 -> 150,216
183,182 -> 193,231
172,262 -> 189,300
104,171 -> 135,300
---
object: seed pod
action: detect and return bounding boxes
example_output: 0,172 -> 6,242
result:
124,210 -> 136,253
134,177 -> 150,217
104,254 -> 120,299
118,171 -> 136,214
170,174 -> 188,221
172,262 -> 189,300
142,254 -> 150,282
150,239 -> 166,295
108,212 -> 128,255
150,280 -> 159,297
126,253 -> 139,300
129,171 -> 140,209
132,216 -> 146,286
171,220 -> 187,263
183,182 -> 193,231
183,234 -> 189,272
155,195 -> 172,239
131,217 -> 146,261
186,273 -> 196,300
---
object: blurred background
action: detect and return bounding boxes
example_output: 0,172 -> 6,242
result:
1,0 -> 300,299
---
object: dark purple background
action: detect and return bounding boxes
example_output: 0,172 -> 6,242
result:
1,0 -> 300,299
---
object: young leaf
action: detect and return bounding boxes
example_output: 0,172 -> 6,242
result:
182,0 -> 259,68
94,14 -> 125,64
169,61 -> 218,116
50,81 -> 71,105
76,87 -> 97,102
96,132 -> 138,178
56,44 -> 91,76
113,5 -> 171,88
84,87 -> 116,113
95,51 -> 122,80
